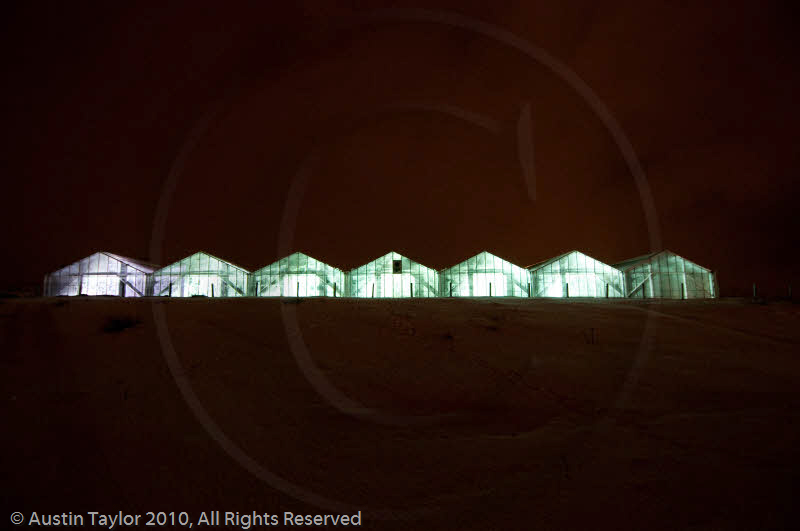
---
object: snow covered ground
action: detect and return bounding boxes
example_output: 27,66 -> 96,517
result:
2,297 -> 798,529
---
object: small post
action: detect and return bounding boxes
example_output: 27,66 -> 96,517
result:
642,286 -> 645,299
565,283 -> 569,298
605,283 -> 609,298
168,283 -> 172,297
489,282 -> 492,297
681,283 -> 685,300
528,282 -> 531,297
296,281 -> 299,297
372,283 -> 375,298
410,283 -> 414,297
333,282 -> 337,297
449,282 -> 453,297
753,282 -> 757,298
713,270 -> 719,298
256,280 -> 260,296
211,283 -> 215,297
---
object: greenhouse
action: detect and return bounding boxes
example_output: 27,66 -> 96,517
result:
43,252 -> 157,297
348,251 -> 439,298
528,250 -> 625,298
441,251 -> 529,297
43,247 -> 720,300
150,251 -> 249,298
250,252 -> 345,297
614,250 -> 716,299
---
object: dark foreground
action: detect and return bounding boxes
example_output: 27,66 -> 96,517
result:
2,297 -> 799,530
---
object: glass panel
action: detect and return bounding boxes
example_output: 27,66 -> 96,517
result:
252,253 -> 345,298
530,251 -> 626,298
442,252 -> 528,298
618,251 -> 714,299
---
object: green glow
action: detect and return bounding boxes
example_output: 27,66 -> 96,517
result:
349,252 -> 439,298
441,251 -> 528,297
45,249 -> 718,300
151,252 -> 248,297
251,252 -> 345,297
617,250 -> 715,299
529,251 -> 625,298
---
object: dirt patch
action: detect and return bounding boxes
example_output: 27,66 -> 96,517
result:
101,316 -> 141,333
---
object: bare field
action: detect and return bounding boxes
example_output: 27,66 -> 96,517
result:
2,297 -> 799,530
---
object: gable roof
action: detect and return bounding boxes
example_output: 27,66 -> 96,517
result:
441,250 -> 527,272
613,249 -> 711,272
526,250 -> 621,272
253,251 -> 345,273
101,252 -> 160,274
525,250 -> 578,271
49,251 -> 160,275
350,251 -> 438,272
156,251 -> 250,273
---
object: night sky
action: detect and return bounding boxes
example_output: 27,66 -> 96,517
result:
2,2 -> 798,296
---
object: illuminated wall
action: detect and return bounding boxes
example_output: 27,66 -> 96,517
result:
251,252 -> 345,297
44,252 -> 155,297
441,251 -> 529,297
614,250 -> 716,299
348,252 -> 439,298
529,250 -> 625,298
44,249 -> 718,300
151,251 -> 249,298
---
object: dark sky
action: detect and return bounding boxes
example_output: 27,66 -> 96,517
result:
2,1 -> 798,296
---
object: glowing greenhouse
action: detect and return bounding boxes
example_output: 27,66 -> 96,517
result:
151,251 -> 249,298
43,252 -> 157,297
348,252 -> 439,298
441,251 -> 529,297
250,252 -> 345,297
614,250 -> 717,299
44,248 -> 719,299
528,250 -> 625,298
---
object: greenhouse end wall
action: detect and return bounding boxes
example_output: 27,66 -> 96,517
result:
441,251 -> 529,297
44,252 -> 154,297
151,252 -> 249,298
251,252 -> 345,297
529,251 -> 625,298
348,252 -> 439,298
615,250 -> 716,299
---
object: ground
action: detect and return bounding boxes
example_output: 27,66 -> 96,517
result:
2,297 -> 799,530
